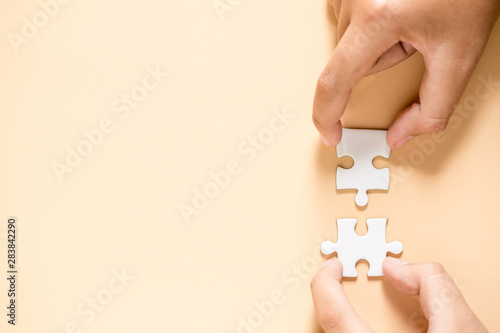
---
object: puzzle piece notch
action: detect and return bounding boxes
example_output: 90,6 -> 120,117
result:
320,218 -> 403,277
336,129 -> 391,207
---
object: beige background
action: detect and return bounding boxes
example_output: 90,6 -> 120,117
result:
1,0 -> 500,332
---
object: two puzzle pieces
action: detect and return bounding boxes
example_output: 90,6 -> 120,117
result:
337,128 -> 391,207
321,218 -> 403,277
323,129 -> 402,277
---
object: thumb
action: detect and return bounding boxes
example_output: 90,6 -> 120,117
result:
310,259 -> 373,333
387,50 -> 476,150
382,258 -> 487,332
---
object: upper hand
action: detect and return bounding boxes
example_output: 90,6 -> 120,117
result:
313,0 -> 500,149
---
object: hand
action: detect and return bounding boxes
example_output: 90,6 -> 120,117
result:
313,0 -> 500,149
310,258 -> 487,332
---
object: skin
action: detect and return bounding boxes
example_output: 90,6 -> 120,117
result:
310,258 -> 488,332
313,0 -> 500,149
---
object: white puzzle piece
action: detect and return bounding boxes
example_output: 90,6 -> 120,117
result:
321,218 -> 403,277
337,129 -> 391,207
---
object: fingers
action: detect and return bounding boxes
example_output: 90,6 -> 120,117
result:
382,258 -> 454,297
313,25 -> 394,146
383,258 -> 487,332
310,259 -> 373,333
330,0 -> 341,20
387,49 -> 476,149
332,0 -> 349,40
366,42 -> 417,76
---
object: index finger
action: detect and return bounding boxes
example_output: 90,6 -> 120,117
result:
313,24 -> 395,146
310,259 -> 373,332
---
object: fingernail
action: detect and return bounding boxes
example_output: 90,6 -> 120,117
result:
320,135 -> 332,147
385,257 -> 407,265
322,259 -> 335,267
394,136 -> 413,149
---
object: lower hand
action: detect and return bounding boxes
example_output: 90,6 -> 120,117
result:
310,258 -> 487,332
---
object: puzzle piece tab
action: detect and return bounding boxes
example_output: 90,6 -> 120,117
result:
321,218 -> 403,277
337,129 -> 391,207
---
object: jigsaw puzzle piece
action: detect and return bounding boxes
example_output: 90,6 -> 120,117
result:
336,129 -> 391,207
320,218 -> 403,277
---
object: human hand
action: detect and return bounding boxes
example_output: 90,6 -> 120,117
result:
310,258 -> 487,332
313,0 -> 500,149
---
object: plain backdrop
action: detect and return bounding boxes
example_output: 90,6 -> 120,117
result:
1,0 -> 500,332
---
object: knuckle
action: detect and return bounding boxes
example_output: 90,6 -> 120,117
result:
375,0 -> 401,13
311,113 -> 323,130
316,308 -> 344,331
316,71 -> 338,96
425,262 -> 447,276
455,53 -> 480,78
361,0 -> 401,28
421,116 -> 449,134
309,268 -> 326,291
419,262 -> 450,289
365,0 -> 391,18
309,274 -> 319,290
